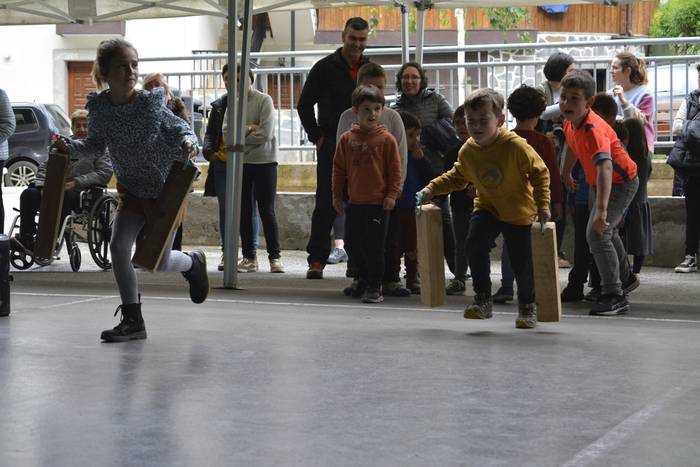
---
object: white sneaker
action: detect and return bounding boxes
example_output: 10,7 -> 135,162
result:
237,257 -> 258,273
327,247 -> 348,264
675,254 -> 698,273
270,258 -> 285,273
218,254 -> 225,272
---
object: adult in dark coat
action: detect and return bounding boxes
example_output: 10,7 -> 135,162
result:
297,17 -> 370,279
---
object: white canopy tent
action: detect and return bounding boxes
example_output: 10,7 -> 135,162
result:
0,0 -> 625,287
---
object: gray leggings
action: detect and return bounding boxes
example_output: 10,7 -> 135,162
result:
110,207 -> 193,305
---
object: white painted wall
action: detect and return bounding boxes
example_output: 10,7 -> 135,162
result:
0,15 -> 225,110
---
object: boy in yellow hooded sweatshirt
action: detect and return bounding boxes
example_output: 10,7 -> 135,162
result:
417,88 -> 551,328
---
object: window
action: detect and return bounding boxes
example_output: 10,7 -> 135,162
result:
13,108 -> 39,133
46,104 -> 71,132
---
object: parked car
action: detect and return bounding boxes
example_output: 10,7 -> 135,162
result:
6,103 -> 71,187
646,63 -> 698,143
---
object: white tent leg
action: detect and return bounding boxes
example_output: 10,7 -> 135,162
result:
415,3 -> 425,64
223,0 -> 238,288
223,0 -> 253,288
400,3 -> 409,63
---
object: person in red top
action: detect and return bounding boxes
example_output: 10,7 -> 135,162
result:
560,69 -> 639,316
493,85 -> 564,304
333,85 -> 402,303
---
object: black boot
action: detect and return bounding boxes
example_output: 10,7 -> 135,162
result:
101,303 -> 147,342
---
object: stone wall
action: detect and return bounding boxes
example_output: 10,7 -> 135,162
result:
183,192 -> 686,268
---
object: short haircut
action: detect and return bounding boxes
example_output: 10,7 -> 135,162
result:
591,93 -> 618,122
71,109 -> 88,120
696,62 -> 700,73
543,52 -> 575,82
236,63 -> 255,84
398,110 -> 421,131
465,88 -> 504,116
396,61 -> 428,94
222,63 -> 228,77
561,69 -> 596,99
92,38 -> 137,90
453,104 -> 466,123
344,17 -> 369,31
507,85 -> 546,120
358,62 -> 386,85
615,52 -> 648,86
351,84 -> 385,107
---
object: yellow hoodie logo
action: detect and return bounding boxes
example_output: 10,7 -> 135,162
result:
476,161 -> 503,189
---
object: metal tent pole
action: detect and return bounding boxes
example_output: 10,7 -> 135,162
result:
400,3 -> 409,63
415,1 -> 426,64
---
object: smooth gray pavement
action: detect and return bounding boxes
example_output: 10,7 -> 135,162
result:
3,247 -> 700,467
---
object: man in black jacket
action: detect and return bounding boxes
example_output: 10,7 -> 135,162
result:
297,17 -> 370,279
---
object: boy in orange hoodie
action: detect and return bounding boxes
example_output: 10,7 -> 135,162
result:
333,85 -> 402,303
417,88 -> 551,329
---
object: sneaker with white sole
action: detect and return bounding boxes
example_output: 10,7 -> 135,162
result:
237,257 -> 258,273
269,258 -> 285,273
327,247 -> 348,264
464,293 -> 493,319
218,254 -> 224,272
675,254 -> 698,273
446,278 -> 466,296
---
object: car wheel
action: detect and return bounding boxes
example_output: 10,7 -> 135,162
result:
5,160 -> 38,187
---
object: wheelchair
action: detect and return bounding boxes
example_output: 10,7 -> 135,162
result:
8,186 -> 118,272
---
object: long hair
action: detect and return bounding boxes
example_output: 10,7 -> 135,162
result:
622,117 -> 649,163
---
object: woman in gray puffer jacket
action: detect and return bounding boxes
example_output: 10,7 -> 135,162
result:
391,61 -> 457,275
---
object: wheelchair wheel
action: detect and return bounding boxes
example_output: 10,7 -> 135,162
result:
10,248 -> 34,270
88,195 -> 117,271
69,243 -> 81,272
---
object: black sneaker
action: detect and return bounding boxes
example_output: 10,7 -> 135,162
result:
343,280 -> 367,298
384,281 -> 411,297
622,273 -> 640,294
492,287 -> 514,304
183,250 -> 209,304
361,287 -> 384,303
589,293 -> 629,316
561,283 -> 584,302
101,303 -> 147,342
584,288 -> 601,302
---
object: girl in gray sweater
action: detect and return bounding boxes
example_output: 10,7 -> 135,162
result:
52,39 -> 209,343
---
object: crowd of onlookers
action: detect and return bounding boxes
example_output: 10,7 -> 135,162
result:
1,17 -> 700,339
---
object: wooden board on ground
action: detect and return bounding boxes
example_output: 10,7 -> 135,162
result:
531,222 -> 561,322
416,203 -> 445,307
132,160 -> 197,272
34,152 -> 70,260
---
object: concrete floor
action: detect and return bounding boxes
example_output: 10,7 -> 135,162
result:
2,249 -> 700,467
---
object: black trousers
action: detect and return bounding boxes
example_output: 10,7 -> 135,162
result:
467,210 -> 535,304
382,206 -> 401,284
19,186 -> 81,240
555,183 -> 568,256
451,194 -> 474,282
685,176 -> 700,255
345,204 -> 389,289
568,203 -> 600,288
0,161 -> 4,234
240,162 -> 280,260
306,136 -> 336,265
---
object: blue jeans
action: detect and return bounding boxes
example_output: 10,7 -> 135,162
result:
587,177 -> 638,295
209,159 -> 259,251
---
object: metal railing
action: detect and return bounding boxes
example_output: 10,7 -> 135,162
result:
138,36 -> 700,161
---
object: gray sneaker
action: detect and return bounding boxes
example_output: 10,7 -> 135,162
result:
446,278 -> 466,296
515,302 -> 537,329
327,247 -> 348,264
464,293 -> 493,319
675,254 -> 697,273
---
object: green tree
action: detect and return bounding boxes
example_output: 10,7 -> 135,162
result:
484,7 -> 531,42
650,0 -> 700,53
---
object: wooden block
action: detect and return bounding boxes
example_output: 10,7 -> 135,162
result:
531,222 -> 561,322
416,204 -> 446,307
132,160 -> 197,272
34,152 -> 70,260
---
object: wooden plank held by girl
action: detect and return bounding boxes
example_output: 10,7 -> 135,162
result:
51,38 -> 209,343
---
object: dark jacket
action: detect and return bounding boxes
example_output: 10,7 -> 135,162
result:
203,94 -> 227,162
391,89 -> 454,175
296,48 -> 369,145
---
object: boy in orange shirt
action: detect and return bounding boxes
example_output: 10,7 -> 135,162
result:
560,70 -> 639,316
332,85 -> 402,303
